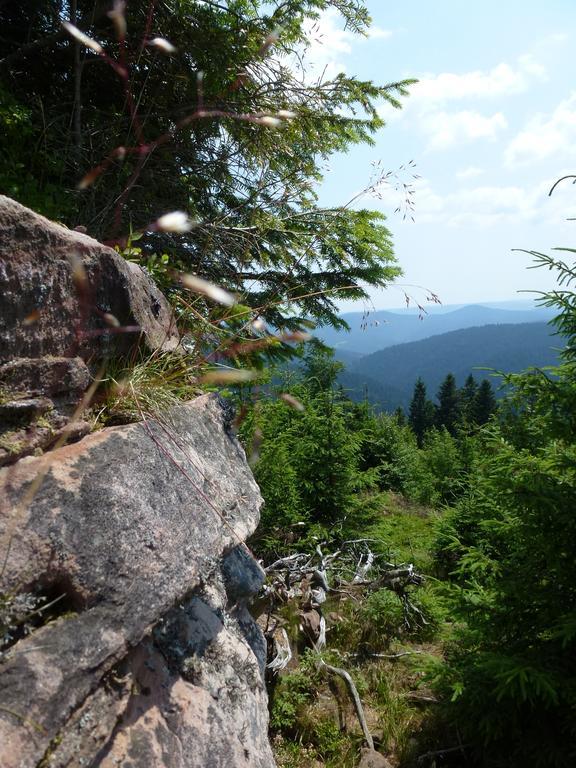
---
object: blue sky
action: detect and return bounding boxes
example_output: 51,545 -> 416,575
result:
301,1 -> 576,310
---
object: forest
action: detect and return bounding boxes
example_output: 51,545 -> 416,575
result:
1,1 -> 575,767
335,321 -> 563,412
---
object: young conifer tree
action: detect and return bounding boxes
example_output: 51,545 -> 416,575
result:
409,377 -> 433,447
0,0 -> 413,332
474,378 -> 497,425
459,373 -> 478,427
435,373 -> 460,435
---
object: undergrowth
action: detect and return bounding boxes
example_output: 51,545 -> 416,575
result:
269,498 -> 453,768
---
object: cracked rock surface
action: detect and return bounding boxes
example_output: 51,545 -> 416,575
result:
0,395 -> 274,768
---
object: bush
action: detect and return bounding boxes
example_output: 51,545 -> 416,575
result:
270,670 -> 316,736
430,253 -> 576,767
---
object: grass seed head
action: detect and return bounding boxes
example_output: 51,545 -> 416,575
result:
200,368 -> 257,385
107,1 -> 127,40
254,116 -> 282,128
155,211 -> 194,233
280,393 -> 305,411
148,37 -> 177,54
180,274 -> 236,306
62,22 -> 103,54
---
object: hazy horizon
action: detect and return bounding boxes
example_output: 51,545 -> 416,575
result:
337,296 -> 552,316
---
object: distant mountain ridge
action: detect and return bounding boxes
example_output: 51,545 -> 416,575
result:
319,303 -> 557,356
337,322 -> 564,411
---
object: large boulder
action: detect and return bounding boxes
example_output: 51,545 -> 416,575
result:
0,395 -> 274,768
0,195 -> 179,363
0,195 -> 181,467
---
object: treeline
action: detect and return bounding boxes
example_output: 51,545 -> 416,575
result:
407,373 -> 497,447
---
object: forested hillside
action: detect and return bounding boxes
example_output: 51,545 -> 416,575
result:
317,304 -> 557,355
240,254 -> 576,767
339,321 -> 564,410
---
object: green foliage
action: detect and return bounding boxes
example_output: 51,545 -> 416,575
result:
270,656 -> 361,766
244,345 -> 385,554
474,378 -> 498,425
389,427 -> 472,508
302,339 -> 344,394
246,342 -> 476,562
367,495 -> 438,572
0,0 -> 408,330
434,373 -> 460,435
420,428 -> 468,505
0,84 -> 73,220
362,589 -> 409,640
408,377 -> 434,448
335,582 -> 445,652
270,669 -> 316,734
433,254 -> 576,767
459,373 -> 478,428
253,438 -> 304,531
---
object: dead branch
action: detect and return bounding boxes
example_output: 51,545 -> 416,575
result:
317,657 -> 374,751
259,538 -> 427,752
416,744 -> 470,765
347,650 -> 423,660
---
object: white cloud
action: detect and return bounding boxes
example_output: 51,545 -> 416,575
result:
383,54 -> 547,152
425,110 -> 507,150
505,92 -> 576,167
371,175 -> 574,229
456,166 -> 485,180
411,55 -> 546,104
369,26 -> 393,40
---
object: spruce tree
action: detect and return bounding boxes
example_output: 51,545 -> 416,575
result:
474,378 -> 497,425
291,397 -> 359,525
409,378 -> 432,448
0,0 -> 411,331
435,373 -> 460,435
303,340 -> 343,395
254,439 -> 302,532
459,373 -> 478,427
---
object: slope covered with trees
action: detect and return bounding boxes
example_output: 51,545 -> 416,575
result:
241,254 -> 576,768
317,303 -> 557,355
343,321 -> 563,409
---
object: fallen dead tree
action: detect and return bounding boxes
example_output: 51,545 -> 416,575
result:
256,538 -> 427,758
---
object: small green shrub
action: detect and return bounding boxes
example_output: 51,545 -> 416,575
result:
270,670 -> 316,735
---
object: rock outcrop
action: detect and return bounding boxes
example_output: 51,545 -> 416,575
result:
0,196 -> 275,768
0,195 -> 180,466
0,195 -> 179,364
0,396 -> 273,768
